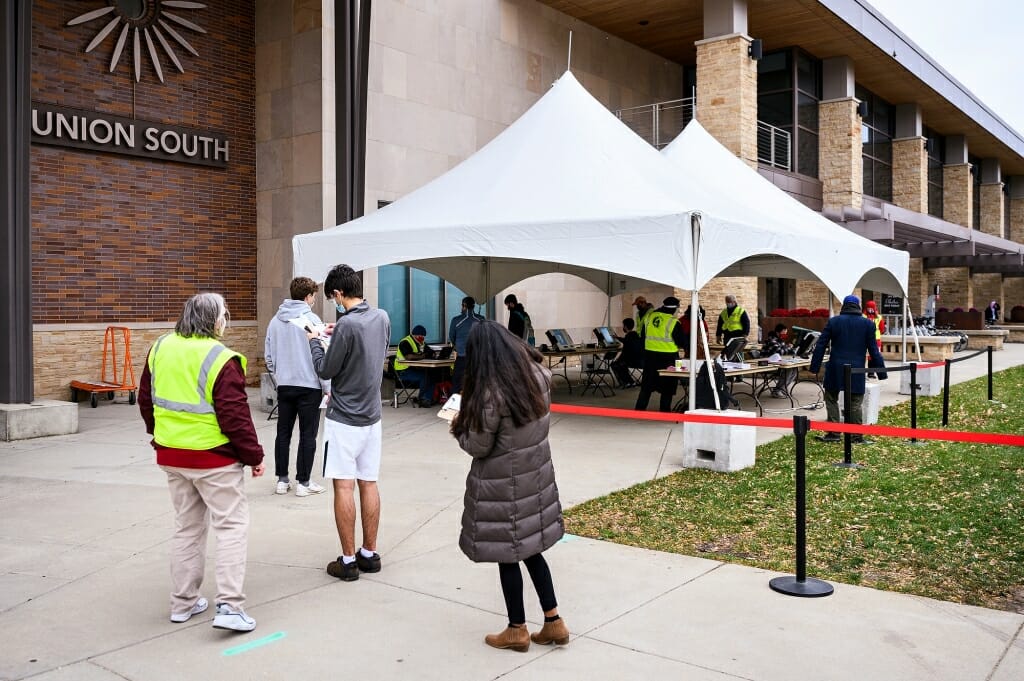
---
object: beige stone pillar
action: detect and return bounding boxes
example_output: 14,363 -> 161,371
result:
892,137 -> 927,213
819,98 -> 862,212
930,267 -> 973,311
695,35 -> 758,169
980,183 -> 1005,237
971,273 -> 1002,314
1009,177 -> 1024,243
942,165 -> 973,228
906,258 -> 928,317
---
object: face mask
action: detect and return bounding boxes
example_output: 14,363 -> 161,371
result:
335,301 -> 345,313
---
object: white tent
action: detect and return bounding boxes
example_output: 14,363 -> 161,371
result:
293,72 -> 907,302
661,121 -> 908,297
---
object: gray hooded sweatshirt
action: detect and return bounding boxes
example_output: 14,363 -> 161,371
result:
265,299 -> 330,392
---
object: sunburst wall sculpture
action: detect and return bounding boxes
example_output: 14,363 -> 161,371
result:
67,1 -> 208,84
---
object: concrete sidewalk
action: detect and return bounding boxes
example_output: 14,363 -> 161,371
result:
1,346 -> 1022,681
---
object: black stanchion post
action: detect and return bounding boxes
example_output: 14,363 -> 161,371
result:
942,359 -> 951,426
987,345 -> 993,402
769,415 -> 834,598
834,364 -> 861,468
909,362 -> 918,444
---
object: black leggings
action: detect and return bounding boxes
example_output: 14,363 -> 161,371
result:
498,553 -> 557,625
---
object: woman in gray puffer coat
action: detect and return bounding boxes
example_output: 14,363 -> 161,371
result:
451,320 -> 569,653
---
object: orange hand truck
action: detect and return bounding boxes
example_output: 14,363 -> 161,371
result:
70,326 -> 138,408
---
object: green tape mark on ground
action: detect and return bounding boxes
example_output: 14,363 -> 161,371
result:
222,631 -> 286,656
558,533 -> 579,543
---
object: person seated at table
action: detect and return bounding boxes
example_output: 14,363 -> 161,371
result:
610,318 -> 643,388
761,323 -> 795,398
395,324 -> 436,407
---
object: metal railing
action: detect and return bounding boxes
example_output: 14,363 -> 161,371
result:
757,121 -> 791,171
615,97 -> 695,149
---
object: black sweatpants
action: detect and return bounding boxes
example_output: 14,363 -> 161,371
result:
274,385 -> 322,483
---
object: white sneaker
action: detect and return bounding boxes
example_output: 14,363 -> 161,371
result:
212,603 -> 256,632
275,480 -> 290,495
295,481 -> 326,497
170,596 -> 208,623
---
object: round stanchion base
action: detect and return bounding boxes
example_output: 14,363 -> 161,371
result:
769,575 -> 834,597
832,461 -> 864,469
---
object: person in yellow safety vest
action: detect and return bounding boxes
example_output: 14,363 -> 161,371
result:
863,299 -> 885,349
395,324 -> 436,407
632,295 -> 653,330
138,292 -> 265,633
715,294 -> 750,345
635,296 -> 688,412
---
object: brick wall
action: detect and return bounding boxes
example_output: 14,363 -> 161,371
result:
33,323 -> 260,401
795,280 -> 831,311
695,35 -> 758,168
906,258 -> 928,316
971,273 -> 1002,315
930,267 -> 973,311
1005,278 -> 1024,313
1010,197 -> 1024,244
31,1 -> 256,325
700,277 -> 759,340
819,98 -> 862,211
943,164 -> 972,228
979,183 -> 1005,237
892,137 -> 927,213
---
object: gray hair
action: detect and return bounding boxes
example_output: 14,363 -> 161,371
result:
175,292 -> 228,338
725,294 -> 737,305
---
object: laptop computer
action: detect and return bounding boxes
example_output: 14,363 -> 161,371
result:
425,344 -> 453,360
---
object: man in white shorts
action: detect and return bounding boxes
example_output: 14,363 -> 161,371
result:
308,264 -> 391,582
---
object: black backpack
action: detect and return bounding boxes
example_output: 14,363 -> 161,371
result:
694,361 -> 739,410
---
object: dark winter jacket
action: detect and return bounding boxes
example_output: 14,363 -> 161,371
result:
456,365 -> 564,563
809,301 -> 887,393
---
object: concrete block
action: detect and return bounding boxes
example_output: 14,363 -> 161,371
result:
899,363 -> 944,397
838,382 -> 880,424
0,400 -> 79,441
682,409 -> 757,472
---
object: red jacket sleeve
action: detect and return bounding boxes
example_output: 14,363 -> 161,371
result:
212,358 -> 265,467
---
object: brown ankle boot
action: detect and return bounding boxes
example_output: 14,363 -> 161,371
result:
530,618 -> 570,646
484,624 -> 530,652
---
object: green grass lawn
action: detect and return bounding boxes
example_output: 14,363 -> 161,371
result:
564,365 -> 1024,612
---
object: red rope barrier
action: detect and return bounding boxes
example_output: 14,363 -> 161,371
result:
550,403 -> 1024,447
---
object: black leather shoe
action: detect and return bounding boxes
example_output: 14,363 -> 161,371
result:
816,433 -> 841,443
326,557 -> 359,581
355,551 -> 381,573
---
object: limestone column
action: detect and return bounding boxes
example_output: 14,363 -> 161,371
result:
906,258 -> 929,317
979,159 -> 1004,238
695,0 -> 757,168
1009,176 -> 1024,244
892,104 -> 927,213
942,136 -> 972,228
818,57 -> 862,213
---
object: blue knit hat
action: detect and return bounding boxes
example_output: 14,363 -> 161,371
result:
843,295 -> 860,306
412,325 -> 427,336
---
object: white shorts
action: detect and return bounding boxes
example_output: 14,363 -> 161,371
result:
323,419 -> 382,481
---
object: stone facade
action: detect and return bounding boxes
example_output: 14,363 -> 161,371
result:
906,258 -> 929,317
819,98 -> 862,211
256,0 -> 336,344
971,273 -> 1002,315
795,280 -> 832,311
700,277 -> 759,341
930,267 -> 973,311
695,34 -> 758,168
1005,278 -> 1024,311
1011,197 -> 1024,244
979,183 -> 1005,237
33,324 -> 259,401
892,137 -> 927,213
943,164 -> 972,228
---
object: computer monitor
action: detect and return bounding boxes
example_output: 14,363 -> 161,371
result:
545,328 -> 573,350
593,326 -> 619,348
795,331 -> 820,358
721,337 -> 747,362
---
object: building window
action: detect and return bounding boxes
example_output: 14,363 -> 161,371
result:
969,154 -> 982,229
924,126 -> 944,219
857,85 -> 894,201
757,48 -> 821,177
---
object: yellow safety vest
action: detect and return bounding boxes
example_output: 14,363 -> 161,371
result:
720,306 -> 745,333
865,314 -> 882,340
642,311 -> 680,353
148,334 -> 245,450
394,334 -> 421,372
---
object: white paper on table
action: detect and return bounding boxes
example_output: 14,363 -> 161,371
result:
437,393 -> 461,421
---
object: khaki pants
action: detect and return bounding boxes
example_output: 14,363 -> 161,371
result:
161,464 -> 250,614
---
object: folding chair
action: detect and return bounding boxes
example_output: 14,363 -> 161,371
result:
581,351 -> 617,397
265,372 -> 279,421
385,357 -> 419,408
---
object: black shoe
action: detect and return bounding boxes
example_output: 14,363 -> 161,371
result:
326,557 -> 359,581
816,433 -> 841,443
418,398 -> 433,408
851,435 -> 873,445
355,550 -> 381,573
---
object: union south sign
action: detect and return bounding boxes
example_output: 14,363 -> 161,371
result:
31,103 -> 229,168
